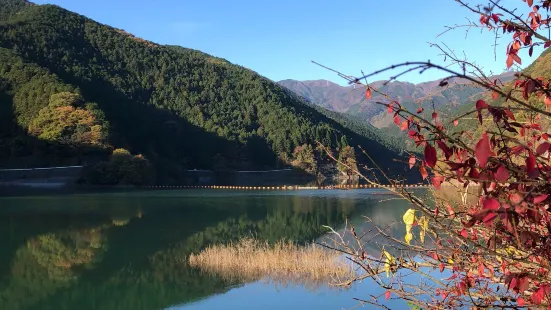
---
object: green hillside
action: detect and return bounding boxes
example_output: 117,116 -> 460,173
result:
0,0 -> 409,184
445,47 -> 551,138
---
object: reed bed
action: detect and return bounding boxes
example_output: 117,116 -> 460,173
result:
188,238 -> 355,287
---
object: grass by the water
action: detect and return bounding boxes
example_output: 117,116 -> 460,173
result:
188,238 -> 355,286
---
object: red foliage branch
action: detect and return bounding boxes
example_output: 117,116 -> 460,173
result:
317,1 -> 551,308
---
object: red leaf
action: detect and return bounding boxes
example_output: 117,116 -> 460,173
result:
432,112 -> 438,119
483,198 -> 500,211
510,193 -> 523,204
506,55 -> 514,68
545,41 -> 551,48
478,263 -> 484,276
491,13 -> 499,23
419,163 -> 428,180
480,14 -> 488,25
437,140 -> 452,160
365,88 -> 372,100
432,176 -> 444,189
424,144 -> 437,168
447,203 -> 455,217
469,167 -> 480,179
494,165 -> 509,182
453,119 -> 459,126
512,53 -> 522,65
531,285 -> 551,304
534,194 -> 548,204
409,156 -> 416,169
526,152 -> 538,176
465,214 -> 479,228
512,145 -> 525,155
536,142 -> 550,155
439,263 -> 445,273
483,212 -> 497,225
384,290 -> 391,300
523,80 -> 535,99
518,276 -> 530,293
400,120 -> 408,131
476,99 -> 489,110
527,0 -> 533,7
475,133 -> 492,168
545,96 -> 551,106
416,107 -> 424,114
517,297 -> 525,307
470,211 -> 487,227
505,109 -> 516,120
476,100 -> 488,124
508,276 -> 518,291
394,115 -> 401,126
491,91 -> 499,100
460,229 -> 468,238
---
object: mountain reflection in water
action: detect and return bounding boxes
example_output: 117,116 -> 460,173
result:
0,189 -> 425,310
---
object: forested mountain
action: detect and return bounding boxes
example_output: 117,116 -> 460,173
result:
0,0 -> 410,184
279,72 -> 516,128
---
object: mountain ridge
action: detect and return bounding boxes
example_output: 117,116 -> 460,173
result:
278,72 -> 517,128
0,0 -> 411,184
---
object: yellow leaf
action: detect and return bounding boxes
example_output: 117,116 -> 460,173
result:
383,250 -> 394,262
405,223 -> 412,232
418,216 -> 428,230
418,216 -> 428,244
403,209 -> 417,243
403,209 -> 416,226
505,246 -> 521,256
382,250 -> 395,278
405,232 -> 413,244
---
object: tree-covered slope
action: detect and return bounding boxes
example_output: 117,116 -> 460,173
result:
443,45 -> 551,138
0,0 -> 409,183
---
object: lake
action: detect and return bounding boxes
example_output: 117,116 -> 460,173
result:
0,189 -> 424,310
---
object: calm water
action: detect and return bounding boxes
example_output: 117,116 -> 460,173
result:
0,189 -> 425,310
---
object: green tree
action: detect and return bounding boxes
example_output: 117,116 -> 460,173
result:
291,144 -> 317,173
337,146 -> 357,177
85,148 -> 152,185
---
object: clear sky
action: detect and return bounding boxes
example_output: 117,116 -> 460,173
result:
33,0 -> 541,85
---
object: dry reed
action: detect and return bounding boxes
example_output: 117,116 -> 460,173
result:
188,238 -> 355,287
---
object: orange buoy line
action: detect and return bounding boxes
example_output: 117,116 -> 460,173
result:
141,183 -> 434,190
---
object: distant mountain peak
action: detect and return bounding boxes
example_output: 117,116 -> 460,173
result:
278,71 -> 517,128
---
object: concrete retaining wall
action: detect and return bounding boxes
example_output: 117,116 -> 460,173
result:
0,166 -> 84,192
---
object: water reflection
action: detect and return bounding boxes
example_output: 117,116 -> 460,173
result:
0,189 -> 418,310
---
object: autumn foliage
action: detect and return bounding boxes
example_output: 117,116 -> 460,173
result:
324,0 -> 551,308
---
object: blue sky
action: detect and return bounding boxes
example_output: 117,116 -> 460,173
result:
34,0 -> 540,85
